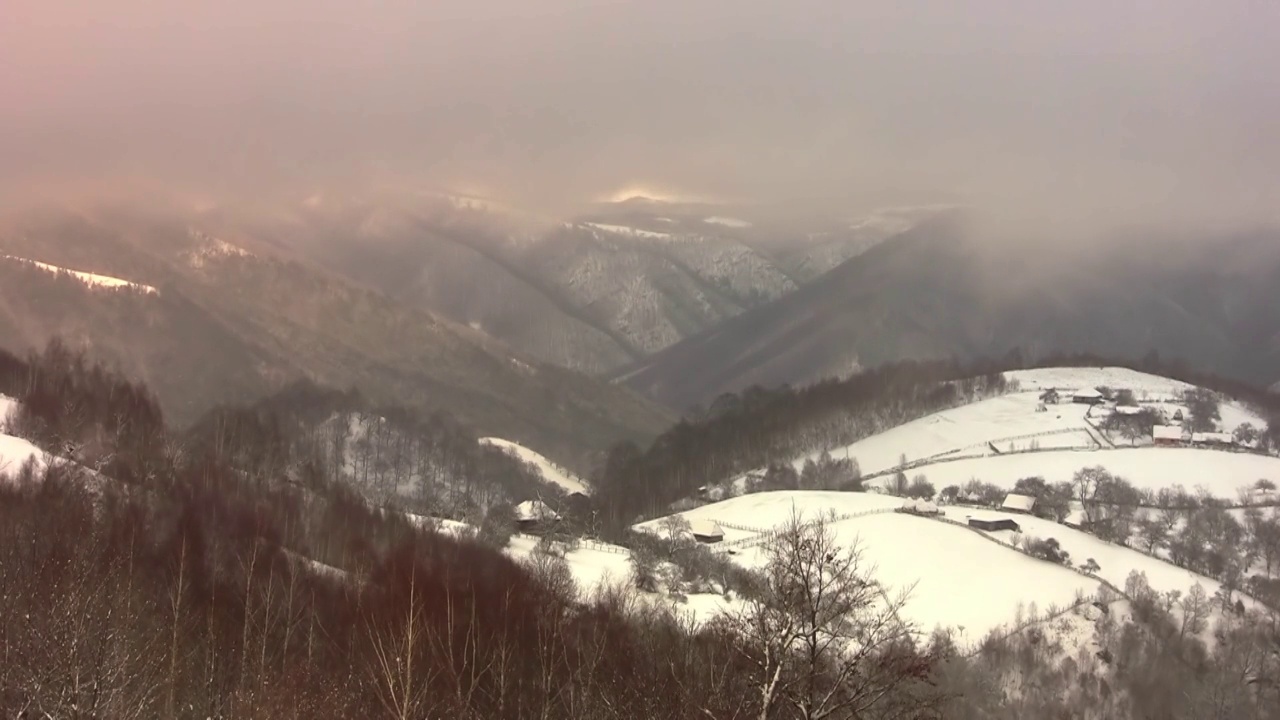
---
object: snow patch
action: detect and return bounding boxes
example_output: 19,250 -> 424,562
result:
704,216 -> 752,228
583,222 -> 673,240
186,232 -> 253,268
2,255 -> 158,294
480,437 -> 589,495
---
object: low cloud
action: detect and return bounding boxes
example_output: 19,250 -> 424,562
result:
2,0 -> 1277,233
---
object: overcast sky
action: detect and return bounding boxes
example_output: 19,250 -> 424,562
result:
2,0 -> 1277,230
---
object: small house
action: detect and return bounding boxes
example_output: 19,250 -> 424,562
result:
1072,388 -> 1104,405
1063,508 -> 1087,529
688,518 -> 725,544
1153,425 -> 1184,446
967,516 -> 1021,533
1001,493 -> 1037,514
1172,409 -> 1184,421
515,500 -> 561,532
1114,404 -> 1143,416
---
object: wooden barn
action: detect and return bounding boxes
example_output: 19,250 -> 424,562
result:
514,500 -> 561,532
1000,493 -> 1037,514
688,518 -> 725,544
1153,425 -> 1184,446
967,516 -> 1022,532
1072,388 -> 1104,405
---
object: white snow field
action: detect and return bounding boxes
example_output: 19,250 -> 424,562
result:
479,437 -> 590,494
785,394 -> 1100,479
634,491 -> 905,544
970,514 -> 1259,618
1004,367 -> 1194,398
2,255 -> 159,294
0,432 -> 47,479
0,396 -> 46,478
507,534 -> 633,591
641,488 -> 1247,645
898,447 -> 1280,497
642,492 -> 1099,644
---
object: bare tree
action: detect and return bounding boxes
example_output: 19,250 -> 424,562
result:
660,513 -> 693,543
728,511 -> 931,720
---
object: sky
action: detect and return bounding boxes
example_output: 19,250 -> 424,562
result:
2,0 -> 1278,231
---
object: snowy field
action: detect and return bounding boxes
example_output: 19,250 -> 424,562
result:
643,489 -> 1244,645
2,255 -> 158,294
480,437 -> 589,494
645,493 -> 1100,644
723,367 -> 1269,498
507,534 -> 632,591
633,491 -> 904,543
1004,367 -> 1194,399
895,447 -> 1280,497
974,514 -> 1253,610
0,396 -> 45,479
784,394 -> 1101,478
0,432 -> 46,479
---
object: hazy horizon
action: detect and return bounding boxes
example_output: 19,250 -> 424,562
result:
4,0 -> 1278,235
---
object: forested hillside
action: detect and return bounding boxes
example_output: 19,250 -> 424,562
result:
2,343 -> 1279,718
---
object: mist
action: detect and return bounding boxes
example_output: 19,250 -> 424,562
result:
3,0 -> 1278,233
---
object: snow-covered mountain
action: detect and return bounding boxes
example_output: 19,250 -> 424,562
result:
0,206 -> 672,459
291,193 -> 932,375
626,217 -> 1280,408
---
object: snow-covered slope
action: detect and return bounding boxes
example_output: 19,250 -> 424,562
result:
479,437 -> 589,494
969,513 -> 1247,606
637,492 -> 1099,644
639,489 -> 1242,645
0,395 -> 46,478
899,447 -> 1280,497
0,432 -> 46,479
725,367 -> 1270,500
2,255 -> 158,294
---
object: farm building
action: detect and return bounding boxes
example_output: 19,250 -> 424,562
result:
1001,493 -> 1037,514
1063,508 -> 1087,529
1172,409 -> 1184,421
514,500 -> 561,532
898,498 -> 941,516
1153,425 -> 1185,446
1191,432 -> 1234,448
688,518 -> 725,543
1072,388 -> 1104,405
1114,404 -> 1143,416
967,516 -> 1022,532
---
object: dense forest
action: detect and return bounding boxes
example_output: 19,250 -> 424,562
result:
1,342 -> 1279,718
